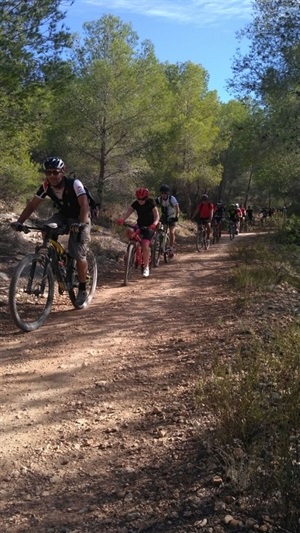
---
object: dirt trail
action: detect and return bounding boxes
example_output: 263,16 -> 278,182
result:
0,233 -> 246,533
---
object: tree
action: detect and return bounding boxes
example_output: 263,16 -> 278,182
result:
146,62 -> 222,216
0,0 -> 73,91
227,0 -> 300,207
47,15 -> 170,206
228,0 -> 300,101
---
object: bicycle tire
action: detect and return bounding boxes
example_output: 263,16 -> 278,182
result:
124,243 -> 135,286
9,253 -> 54,332
212,226 -> 217,245
68,250 -> 98,308
164,234 -> 171,263
196,229 -> 202,252
152,232 -> 161,267
229,223 -> 235,240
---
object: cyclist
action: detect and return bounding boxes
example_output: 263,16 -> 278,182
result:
117,188 -> 160,278
191,194 -> 214,242
155,184 -> 180,258
239,204 -> 246,232
212,200 -> 226,238
228,203 -> 241,235
11,157 -> 91,307
246,205 -> 254,226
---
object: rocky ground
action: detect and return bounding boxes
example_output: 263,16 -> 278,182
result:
0,215 -> 299,533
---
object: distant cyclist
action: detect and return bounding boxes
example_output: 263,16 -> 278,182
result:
228,203 -> 241,235
155,184 -> 180,258
246,205 -> 254,226
117,188 -> 160,278
239,204 -> 246,232
213,201 -> 226,237
191,194 -> 214,242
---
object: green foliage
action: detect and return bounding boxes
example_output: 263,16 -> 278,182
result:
281,215 -> 300,245
197,325 -> 300,527
196,231 -> 300,527
0,0 -> 73,91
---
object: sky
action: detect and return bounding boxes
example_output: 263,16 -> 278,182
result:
64,0 -> 254,102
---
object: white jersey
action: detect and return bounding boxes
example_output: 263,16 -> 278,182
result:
156,194 -> 178,218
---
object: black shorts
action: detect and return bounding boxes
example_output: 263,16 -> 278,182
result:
132,224 -> 154,241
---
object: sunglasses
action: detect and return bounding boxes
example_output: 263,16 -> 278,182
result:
45,170 -> 61,176
137,198 -> 147,201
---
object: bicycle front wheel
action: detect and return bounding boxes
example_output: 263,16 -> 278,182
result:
229,223 -> 235,240
124,244 -> 135,286
68,250 -> 98,308
196,229 -> 203,252
164,234 -> 171,263
9,253 -> 54,332
152,232 -> 161,267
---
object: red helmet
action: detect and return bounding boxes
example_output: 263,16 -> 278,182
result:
136,187 -> 149,200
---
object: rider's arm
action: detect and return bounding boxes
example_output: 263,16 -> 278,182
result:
77,194 -> 90,224
191,205 -> 199,220
120,206 -> 135,221
175,203 -> 180,218
16,196 -> 42,224
152,206 -> 160,226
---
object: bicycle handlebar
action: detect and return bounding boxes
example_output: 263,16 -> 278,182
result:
11,222 -> 69,236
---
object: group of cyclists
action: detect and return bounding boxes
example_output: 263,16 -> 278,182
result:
11,155 -> 251,294
116,184 -> 179,277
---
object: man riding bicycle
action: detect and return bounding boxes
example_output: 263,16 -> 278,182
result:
191,193 -> 214,242
213,201 -> 226,235
11,157 -> 92,307
117,188 -> 160,278
155,184 -> 180,258
228,203 -> 241,235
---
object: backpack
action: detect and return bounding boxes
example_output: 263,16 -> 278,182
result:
156,195 -> 176,208
48,174 -> 100,222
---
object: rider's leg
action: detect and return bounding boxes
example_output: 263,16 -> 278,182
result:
206,221 -> 211,240
141,239 -> 150,268
169,225 -> 176,248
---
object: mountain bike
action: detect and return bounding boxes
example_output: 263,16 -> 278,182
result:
196,221 -> 210,252
152,221 -> 171,266
123,224 -> 155,285
9,223 -> 98,332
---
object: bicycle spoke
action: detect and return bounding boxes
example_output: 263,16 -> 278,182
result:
9,253 -> 54,331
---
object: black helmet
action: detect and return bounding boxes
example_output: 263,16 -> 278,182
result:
217,201 -> 223,206
201,194 -> 208,201
160,184 -> 170,193
43,157 -> 65,171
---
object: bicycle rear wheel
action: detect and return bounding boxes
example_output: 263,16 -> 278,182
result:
124,243 -> 135,286
9,253 -> 54,332
68,250 -> 98,308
